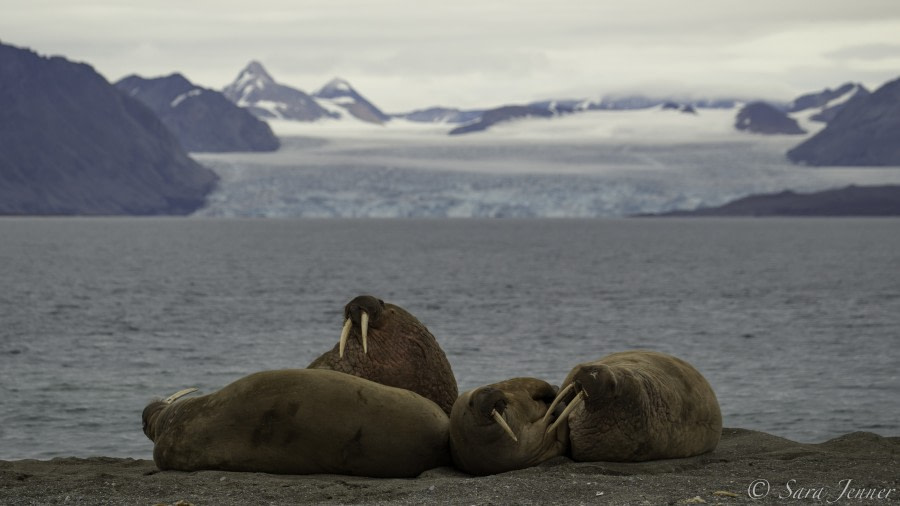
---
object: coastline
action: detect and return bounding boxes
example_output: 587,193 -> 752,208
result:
2,429 -> 897,505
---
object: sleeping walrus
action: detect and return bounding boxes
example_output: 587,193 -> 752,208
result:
142,369 -> 450,477
449,377 -> 569,475
547,350 -> 722,462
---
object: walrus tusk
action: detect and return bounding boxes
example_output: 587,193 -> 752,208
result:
491,409 -> 518,443
164,387 -> 198,404
339,318 -> 352,358
361,311 -> 369,354
546,390 -> 585,435
542,383 -> 575,426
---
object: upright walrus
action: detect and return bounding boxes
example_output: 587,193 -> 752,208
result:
547,350 -> 722,462
309,295 -> 458,414
449,377 -> 569,475
142,369 -> 450,477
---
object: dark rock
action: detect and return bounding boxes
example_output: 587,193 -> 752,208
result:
657,185 -> 900,216
116,73 -> 279,152
734,102 -> 806,135
789,83 -> 870,124
312,78 -> 389,124
787,77 -> 900,166
448,105 -> 555,135
788,83 -> 864,112
660,102 -> 697,114
393,107 -> 484,124
0,42 -> 218,215
222,61 -> 336,121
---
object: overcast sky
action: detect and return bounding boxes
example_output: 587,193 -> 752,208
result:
2,0 -> 900,111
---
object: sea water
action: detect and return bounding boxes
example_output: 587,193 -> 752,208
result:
1,217 -> 898,460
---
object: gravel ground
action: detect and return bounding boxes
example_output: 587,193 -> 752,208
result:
1,428 -> 898,505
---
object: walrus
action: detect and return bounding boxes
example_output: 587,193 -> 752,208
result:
449,377 -> 569,476
308,295 -> 458,415
546,350 -> 722,462
142,369 -> 451,477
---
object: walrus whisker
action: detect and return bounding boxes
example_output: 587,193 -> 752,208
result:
546,390 -> 585,435
164,387 -> 199,404
339,318 -> 352,358
491,409 -> 518,443
361,311 -> 369,354
542,383 -> 575,426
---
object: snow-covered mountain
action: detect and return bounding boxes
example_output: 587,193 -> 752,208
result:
787,82 -> 870,123
788,77 -> 900,166
222,62 -> 390,124
313,78 -> 389,124
222,61 -> 337,121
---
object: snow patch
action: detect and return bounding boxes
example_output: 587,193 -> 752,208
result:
171,89 -> 202,108
322,78 -> 352,93
328,96 -> 357,106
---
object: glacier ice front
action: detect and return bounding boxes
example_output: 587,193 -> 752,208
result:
191,111 -> 900,218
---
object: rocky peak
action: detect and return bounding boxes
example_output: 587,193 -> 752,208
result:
735,102 -> 806,135
223,61 -> 276,104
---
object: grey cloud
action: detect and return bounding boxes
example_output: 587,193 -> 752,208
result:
825,43 -> 900,61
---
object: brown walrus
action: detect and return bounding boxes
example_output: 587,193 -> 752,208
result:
142,369 -> 450,477
449,377 -> 569,475
308,295 -> 458,414
547,350 -> 722,462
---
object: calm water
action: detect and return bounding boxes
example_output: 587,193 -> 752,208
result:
1,218 -> 898,460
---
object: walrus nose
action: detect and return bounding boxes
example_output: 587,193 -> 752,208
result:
472,388 -> 518,443
338,310 -> 369,358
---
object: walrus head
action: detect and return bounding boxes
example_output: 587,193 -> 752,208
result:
141,387 -> 198,441
338,295 -> 385,357
545,364 -> 624,435
309,294 -> 459,415
449,378 -> 569,475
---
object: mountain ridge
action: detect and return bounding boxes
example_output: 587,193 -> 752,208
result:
222,61 -> 336,121
787,77 -> 900,166
655,185 -> 900,216
116,73 -> 279,152
0,42 -> 218,215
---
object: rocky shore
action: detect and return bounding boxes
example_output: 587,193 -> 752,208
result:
1,429 -> 898,505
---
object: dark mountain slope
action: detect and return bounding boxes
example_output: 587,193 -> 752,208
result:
787,77 -> 900,166
735,102 -> 805,134
658,185 -> 900,216
0,42 -> 218,215
116,73 -> 279,153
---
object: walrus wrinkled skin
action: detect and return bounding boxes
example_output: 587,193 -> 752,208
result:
449,377 -> 569,476
142,369 -> 451,477
309,295 -> 458,415
550,350 -> 722,462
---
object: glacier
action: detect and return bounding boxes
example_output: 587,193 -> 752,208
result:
192,109 -> 900,218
